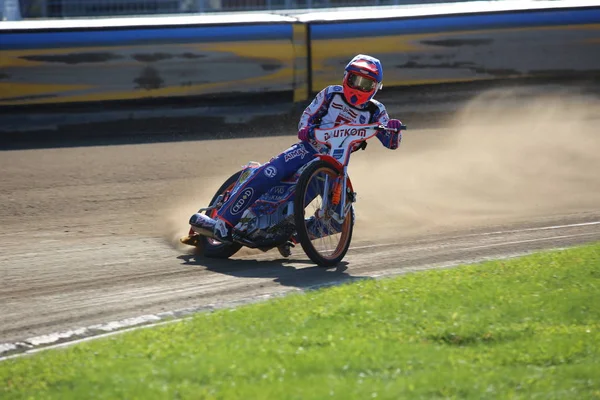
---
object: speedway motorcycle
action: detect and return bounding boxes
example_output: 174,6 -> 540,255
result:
180,122 -> 406,267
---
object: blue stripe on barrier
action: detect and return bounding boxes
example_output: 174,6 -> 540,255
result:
310,8 -> 600,39
1,24 -> 292,50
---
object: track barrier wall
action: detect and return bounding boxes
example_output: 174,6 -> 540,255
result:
1,0 -> 599,108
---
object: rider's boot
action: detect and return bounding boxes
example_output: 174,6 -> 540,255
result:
277,242 -> 294,258
180,232 -> 202,247
189,213 -> 233,243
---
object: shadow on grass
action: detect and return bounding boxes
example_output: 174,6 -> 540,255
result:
177,251 -> 369,290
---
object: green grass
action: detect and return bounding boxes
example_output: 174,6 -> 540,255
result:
2,243 -> 600,400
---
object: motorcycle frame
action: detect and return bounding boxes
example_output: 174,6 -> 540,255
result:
312,123 -> 395,224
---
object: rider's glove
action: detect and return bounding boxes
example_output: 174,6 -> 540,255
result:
387,119 -> 403,142
386,119 -> 403,133
298,126 -> 313,142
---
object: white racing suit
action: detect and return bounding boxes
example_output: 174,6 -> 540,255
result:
300,84 -> 401,151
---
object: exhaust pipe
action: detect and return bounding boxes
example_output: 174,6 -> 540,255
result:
189,213 -> 217,239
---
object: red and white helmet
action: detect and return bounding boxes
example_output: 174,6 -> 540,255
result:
342,54 -> 384,106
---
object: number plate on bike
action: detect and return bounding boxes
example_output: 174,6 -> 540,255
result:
313,123 -> 381,165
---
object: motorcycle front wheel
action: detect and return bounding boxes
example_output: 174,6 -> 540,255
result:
294,160 -> 354,268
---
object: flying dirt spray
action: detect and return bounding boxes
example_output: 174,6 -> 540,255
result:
351,87 -> 600,239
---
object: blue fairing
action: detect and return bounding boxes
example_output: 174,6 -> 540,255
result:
230,159 -> 326,247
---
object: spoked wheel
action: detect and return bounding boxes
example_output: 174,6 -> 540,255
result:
294,160 -> 354,267
200,170 -> 243,259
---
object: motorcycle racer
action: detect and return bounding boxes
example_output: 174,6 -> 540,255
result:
189,54 -> 403,243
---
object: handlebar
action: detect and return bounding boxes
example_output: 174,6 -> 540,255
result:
309,123 -> 407,132
376,124 -> 407,133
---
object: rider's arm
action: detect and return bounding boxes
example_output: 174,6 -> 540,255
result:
298,86 -> 337,136
370,100 -> 401,150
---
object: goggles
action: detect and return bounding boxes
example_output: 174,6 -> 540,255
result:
347,73 -> 378,92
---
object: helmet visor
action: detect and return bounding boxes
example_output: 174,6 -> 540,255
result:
347,73 -> 377,92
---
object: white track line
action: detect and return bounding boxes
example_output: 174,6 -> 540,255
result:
462,221 -> 600,237
349,221 -> 600,251
0,319 -> 181,362
1,220 -> 599,361
463,232 -> 600,251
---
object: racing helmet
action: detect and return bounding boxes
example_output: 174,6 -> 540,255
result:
342,54 -> 383,106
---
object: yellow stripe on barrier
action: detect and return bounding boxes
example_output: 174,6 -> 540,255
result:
0,39 -> 297,105
0,82 -> 93,99
292,23 -> 309,102
0,68 -> 294,106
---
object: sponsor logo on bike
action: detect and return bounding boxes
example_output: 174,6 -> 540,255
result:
264,166 -> 278,178
272,186 -> 286,195
324,128 -> 368,141
231,188 -> 254,215
262,186 -> 289,202
235,170 -> 252,188
284,145 -> 310,162
234,163 -> 259,191
332,148 -> 344,160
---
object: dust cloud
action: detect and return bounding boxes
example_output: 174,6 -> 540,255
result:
350,87 -> 600,239
162,86 -> 600,248
162,175 -> 224,250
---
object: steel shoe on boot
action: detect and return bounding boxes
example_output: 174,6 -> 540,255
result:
277,241 -> 294,258
180,234 -> 202,247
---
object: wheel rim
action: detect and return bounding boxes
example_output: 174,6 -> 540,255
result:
301,167 -> 352,261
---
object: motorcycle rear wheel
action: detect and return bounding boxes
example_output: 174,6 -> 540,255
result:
201,170 -> 244,259
294,160 -> 354,267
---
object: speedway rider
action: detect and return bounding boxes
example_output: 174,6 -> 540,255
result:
189,54 -> 403,243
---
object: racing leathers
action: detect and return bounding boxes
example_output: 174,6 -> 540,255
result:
299,84 -> 401,151
213,85 -> 401,237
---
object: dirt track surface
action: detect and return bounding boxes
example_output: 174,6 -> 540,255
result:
1,85 -> 600,345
